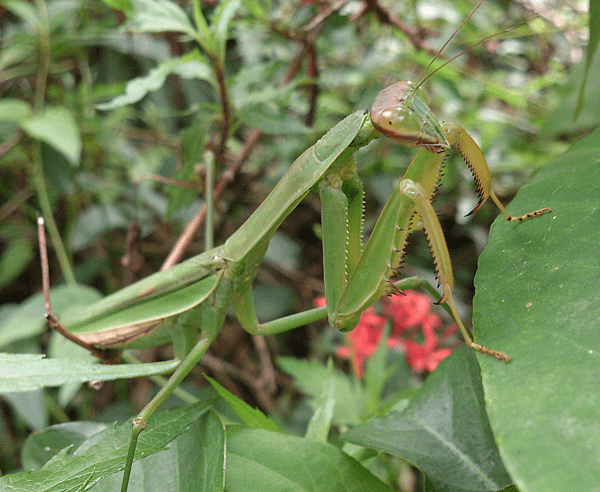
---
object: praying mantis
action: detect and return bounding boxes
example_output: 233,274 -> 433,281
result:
44,79 -> 551,490
37,10 -> 552,492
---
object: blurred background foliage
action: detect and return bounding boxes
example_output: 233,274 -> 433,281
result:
0,0 -> 594,483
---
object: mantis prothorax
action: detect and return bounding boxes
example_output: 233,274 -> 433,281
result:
41,52 -> 550,492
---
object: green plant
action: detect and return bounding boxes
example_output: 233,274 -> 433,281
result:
1,1 -> 597,491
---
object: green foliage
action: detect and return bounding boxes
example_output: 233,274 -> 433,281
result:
0,401 -> 215,491
0,353 -> 179,393
344,348 -> 512,492
0,0 -> 594,490
204,375 -> 280,432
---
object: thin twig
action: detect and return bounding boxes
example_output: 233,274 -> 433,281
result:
252,335 -> 277,396
161,129 -> 262,270
214,66 -> 231,166
37,216 -> 107,359
201,352 -> 276,413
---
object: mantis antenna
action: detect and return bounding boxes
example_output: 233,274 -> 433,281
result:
418,0 -> 487,86
414,2 -> 534,92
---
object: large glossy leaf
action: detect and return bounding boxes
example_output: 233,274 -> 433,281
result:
342,348 -> 511,492
474,126 -> 600,491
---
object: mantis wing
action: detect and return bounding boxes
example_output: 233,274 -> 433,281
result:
61,250 -> 224,348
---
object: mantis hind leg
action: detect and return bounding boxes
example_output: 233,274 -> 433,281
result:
489,190 -> 552,222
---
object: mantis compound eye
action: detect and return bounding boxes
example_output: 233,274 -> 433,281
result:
370,81 -> 436,147
371,104 -> 424,146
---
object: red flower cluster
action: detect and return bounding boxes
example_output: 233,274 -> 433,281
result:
315,291 -> 458,377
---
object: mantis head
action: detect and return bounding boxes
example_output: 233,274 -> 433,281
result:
370,81 -> 448,150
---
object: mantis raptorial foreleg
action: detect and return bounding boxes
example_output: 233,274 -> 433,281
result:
318,81 -> 550,360
41,75 -> 550,491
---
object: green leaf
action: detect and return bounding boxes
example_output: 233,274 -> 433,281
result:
0,401 -> 214,491
20,106 -> 81,165
99,0 -> 133,14
0,235 -> 34,290
22,422 -> 107,471
342,348 -> 511,492
86,410 -> 225,491
126,0 -> 196,35
226,426 -> 394,491
0,98 -> 32,123
3,390 -> 48,430
194,411 -> 226,490
191,0 -> 211,42
69,203 -> 132,251
277,356 -> 365,425
2,0 -> 39,27
0,353 -> 180,393
212,0 -> 241,62
205,375 -> 280,432
474,126 -> 600,491
304,358 -> 336,441
96,53 -> 213,110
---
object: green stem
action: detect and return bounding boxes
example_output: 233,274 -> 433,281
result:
121,421 -> 144,492
33,145 -> 77,285
204,151 -> 214,251
138,337 -> 211,420
34,0 -> 50,112
121,352 -> 200,404
31,0 -> 76,285
43,393 -> 70,423
120,336 -> 212,492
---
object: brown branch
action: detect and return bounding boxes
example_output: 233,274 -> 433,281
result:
361,0 -> 438,57
161,128 -> 262,270
214,66 -> 231,166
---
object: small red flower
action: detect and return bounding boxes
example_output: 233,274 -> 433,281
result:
316,291 -> 457,377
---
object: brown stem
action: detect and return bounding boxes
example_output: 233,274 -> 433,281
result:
214,65 -> 231,166
37,217 -> 108,359
304,43 -> 319,127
